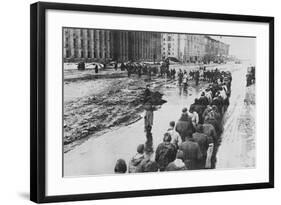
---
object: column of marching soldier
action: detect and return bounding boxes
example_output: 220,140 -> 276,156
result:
114,67 -> 233,173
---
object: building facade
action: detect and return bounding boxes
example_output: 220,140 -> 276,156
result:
64,28 -> 229,63
128,31 -> 161,62
185,35 -> 206,62
63,28 -> 161,62
161,33 -> 180,60
204,36 -> 230,63
160,33 -> 229,63
112,31 -> 129,62
63,28 -> 114,61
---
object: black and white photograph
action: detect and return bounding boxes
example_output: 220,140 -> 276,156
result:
62,28 -> 256,176
0,0 -> 278,203
28,1 -> 274,203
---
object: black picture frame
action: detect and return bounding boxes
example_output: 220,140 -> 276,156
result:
30,1 -> 274,203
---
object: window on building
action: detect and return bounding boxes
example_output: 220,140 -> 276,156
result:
168,36 -> 171,41
66,50 -> 70,58
75,50 -> 79,58
168,43 -> 171,49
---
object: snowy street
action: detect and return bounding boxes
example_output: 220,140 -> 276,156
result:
63,62 -> 255,176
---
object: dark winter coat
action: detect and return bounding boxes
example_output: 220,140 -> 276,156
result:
179,139 -> 203,170
155,142 -> 177,171
202,106 -> 212,121
204,117 -> 222,136
199,96 -> 209,106
136,158 -> 159,172
190,103 -> 206,124
192,132 -> 214,169
175,114 -> 195,141
192,132 -> 213,157
212,96 -> 224,114
202,123 -> 218,145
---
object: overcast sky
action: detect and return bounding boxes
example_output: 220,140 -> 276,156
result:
211,36 -> 256,64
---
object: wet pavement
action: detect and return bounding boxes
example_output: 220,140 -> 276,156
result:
64,62 -> 255,176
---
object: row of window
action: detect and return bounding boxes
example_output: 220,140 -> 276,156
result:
65,38 -> 111,50
65,29 -> 111,37
65,49 -> 112,59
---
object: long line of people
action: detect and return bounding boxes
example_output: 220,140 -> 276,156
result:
118,61 -> 177,79
178,67 -> 231,87
115,60 -> 230,88
114,70 -> 232,174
